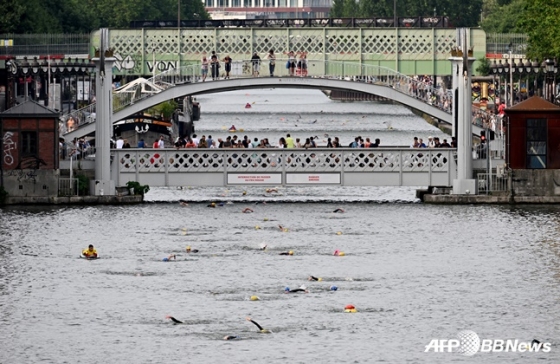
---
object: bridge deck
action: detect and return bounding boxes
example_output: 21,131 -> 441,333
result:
113,147 -> 457,187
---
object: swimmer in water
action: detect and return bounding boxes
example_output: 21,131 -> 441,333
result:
278,225 -> 288,232
179,199 -> 189,206
308,275 -> 322,281
162,254 -> 176,262
245,317 -> 270,333
259,243 -> 267,250
333,208 -> 345,213
186,246 -> 199,253
207,202 -> 216,208
279,250 -> 293,256
165,315 -> 183,324
265,188 -> 278,193
284,285 -> 309,293
242,207 -> 254,213
223,335 -> 241,341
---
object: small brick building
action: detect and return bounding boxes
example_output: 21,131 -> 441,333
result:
1,100 -> 60,197
505,96 -> 560,169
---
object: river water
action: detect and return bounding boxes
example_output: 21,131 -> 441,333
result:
1,89 -> 559,363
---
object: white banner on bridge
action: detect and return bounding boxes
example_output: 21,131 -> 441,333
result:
228,173 -> 282,185
286,173 -> 341,184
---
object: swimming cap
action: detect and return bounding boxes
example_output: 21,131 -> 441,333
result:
288,251 -> 293,255
211,202 -> 216,206
344,304 -> 355,310
338,252 -> 346,256
330,285 -> 338,291
284,287 -> 290,291
334,250 -> 340,255
186,246 -> 191,250
218,202 -> 224,206
250,295 -> 260,301
163,257 -> 169,262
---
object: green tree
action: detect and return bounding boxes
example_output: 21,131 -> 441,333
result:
330,0 -> 345,17
518,0 -> 560,60
481,0 -> 525,33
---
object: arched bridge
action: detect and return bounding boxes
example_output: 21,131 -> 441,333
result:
61,60 -> 485,141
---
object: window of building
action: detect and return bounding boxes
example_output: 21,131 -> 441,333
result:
21,131 -> 38,156
232,0 -> 241,6
206,0 -> 213,6
278,0 -> 286,6
526,118 -> 547,169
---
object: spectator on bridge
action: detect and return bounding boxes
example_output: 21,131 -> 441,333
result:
222,55 -> 232,79
286,51 -> 296,76
122,139 -> 131,148
116,136 -> 124,149
371,138 -> 380,148
158,135 -> 165,148
137,139 -> 145,148
201,56 -> 208,82
297,53 -> 307,77
451,137 -> 457,148
152,138 -> 160,148
417,138 -> 426,148
198,136 -> 208,148
210,51 -> 219,80
440,139 -> 451,148
427,136 -> 435,148
266,49 -> 276,77
191,134 -> 199,146
206,135 -> 213,148
295,138 -> 302,148
184,138 -> 195,148
251,52 -> 261,77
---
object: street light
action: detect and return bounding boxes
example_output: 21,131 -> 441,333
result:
545,58 -> 555,103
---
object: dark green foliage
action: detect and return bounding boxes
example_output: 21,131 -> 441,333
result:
0,0 -> 209,34
126,181 -> 150,196
76,174 -> 90,195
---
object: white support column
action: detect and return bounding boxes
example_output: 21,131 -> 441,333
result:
91,28 -> 116,196
451,28 -> 477,195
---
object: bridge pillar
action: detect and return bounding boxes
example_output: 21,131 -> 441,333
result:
91,28 -> 116,196
450,28 -> 477,195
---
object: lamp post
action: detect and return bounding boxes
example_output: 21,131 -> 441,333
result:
508,49 -> 513,106
394,0 -> 397,27
544,58 -> 555,103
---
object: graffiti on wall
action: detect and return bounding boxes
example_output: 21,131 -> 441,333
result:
3,131 -> 17,166
7,156 -> 47,183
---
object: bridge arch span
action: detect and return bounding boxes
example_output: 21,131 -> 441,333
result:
112,77 -> 452,124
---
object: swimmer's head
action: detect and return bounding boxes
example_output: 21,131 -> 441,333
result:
211,202 -> 216,207
334,250 -> 340,255
338,252 -> 345,256
250,295 -> 260,301
162,257 -> 169,262
288,250 -> 293,255
330,285 -> 338,291
284,287 -> 290,292
186,245 -> 191,252
259,243 -> 267,250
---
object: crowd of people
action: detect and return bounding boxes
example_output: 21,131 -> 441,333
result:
200,49 -> 310,80
167,133 -> 384,150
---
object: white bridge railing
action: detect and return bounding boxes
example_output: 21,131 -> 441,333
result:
60,59 -> 453,136
113,147 -> 457,187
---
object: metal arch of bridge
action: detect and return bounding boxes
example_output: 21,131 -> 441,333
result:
62,60 -> 489,141
114,76 -> 451,125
